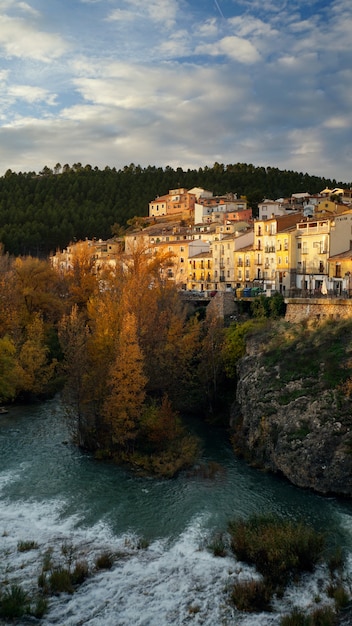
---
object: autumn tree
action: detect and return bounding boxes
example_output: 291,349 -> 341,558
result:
102,312 -> 147,452
12,256 -> 65,326
16,314 -> 57,398
85,292 -> 123,408
58,305 -> 91,445
0,335 -> 19,402
65,240 -> 99,312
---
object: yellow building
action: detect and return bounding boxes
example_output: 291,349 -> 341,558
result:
275,226 -> 297,294
211,223 -> 253,291
328,250 -> 352,296
253,213 -> 302,290
233,245 -> 256,287
152,239 -> 209,289
295,216 -> 332,293
187,250 -> 213,292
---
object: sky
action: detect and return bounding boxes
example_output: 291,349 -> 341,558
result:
0,0 -> 351,183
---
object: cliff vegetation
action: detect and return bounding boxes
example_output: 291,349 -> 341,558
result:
232,317 -> 352,496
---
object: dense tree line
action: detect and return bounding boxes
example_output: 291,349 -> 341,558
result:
0,162 -> 347,256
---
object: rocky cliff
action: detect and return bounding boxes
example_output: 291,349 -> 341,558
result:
231,320 -> 352,497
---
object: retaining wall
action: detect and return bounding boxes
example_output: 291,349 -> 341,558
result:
284,298 -> 352,323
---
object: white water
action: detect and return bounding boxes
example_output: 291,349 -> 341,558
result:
0,470 -> 344,626
1,400 -> 352,625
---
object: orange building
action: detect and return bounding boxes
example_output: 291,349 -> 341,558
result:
149,188 -> 196,218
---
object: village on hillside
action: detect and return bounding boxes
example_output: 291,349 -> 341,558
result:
51,185 -> 352,298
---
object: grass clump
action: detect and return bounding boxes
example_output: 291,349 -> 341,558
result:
48,566 -> 74,594
231,578 -> 272,612
31,595 -> 49,619
327,583 -> 350,610
95,551 -> 114,570
280,606 -> 337,626
208,532 -> 227,557
0,584 -> 29,620
17,539 -> 39,552
71,560 -> 89,585
229,514 -> 325,588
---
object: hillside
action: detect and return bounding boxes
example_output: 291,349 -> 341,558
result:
232,318 -> 352,496
0,162 -> 348,256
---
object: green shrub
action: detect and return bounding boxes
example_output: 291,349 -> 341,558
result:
31,596 -> 49,619
137,537 -> 149,550
281,608 -> 310,626
229,514 -> 325,587
231,578 -> 272,612
327,583 -> 350,610
49,567 -> 74,594
17,539 -> 39,552
95,551 -> 114,570
208,532 -> 227,557
71,560 -> 89,585
310,606 -> 337,626
0,584 -> 29,620
37,570 -> 48,592
327,547 -> 345,575
281,605 -> 337,626
42,547 -> 54,571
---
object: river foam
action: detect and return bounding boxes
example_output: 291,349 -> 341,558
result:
0,468 -> 339,626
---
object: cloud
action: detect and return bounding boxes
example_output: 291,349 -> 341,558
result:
106,9 -> 136,23
0,15 -> 69,61
199,35 -> 261,63
7,85 -> 57,106
0,0 -> 351,182
107,0 -> 179,29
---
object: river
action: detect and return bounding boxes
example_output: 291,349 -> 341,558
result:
1,397 -> 352,625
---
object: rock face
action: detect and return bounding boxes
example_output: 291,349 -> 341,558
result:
231,338 -> 352,497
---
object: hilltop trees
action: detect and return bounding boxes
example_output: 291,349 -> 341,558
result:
0,163 -> 345,256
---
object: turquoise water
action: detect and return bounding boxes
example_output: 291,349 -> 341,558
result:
1,397 -> 352,625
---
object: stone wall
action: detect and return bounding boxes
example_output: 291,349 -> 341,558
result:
207,292 -> 237,319
285,298 -> 352,323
